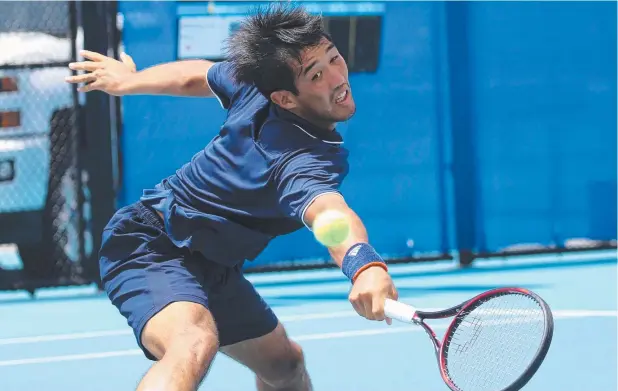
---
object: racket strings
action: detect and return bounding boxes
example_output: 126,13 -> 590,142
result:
443,293 -> 547,391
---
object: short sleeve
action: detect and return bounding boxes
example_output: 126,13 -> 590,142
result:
275,150 -> 349,224
206,61 -> 239,109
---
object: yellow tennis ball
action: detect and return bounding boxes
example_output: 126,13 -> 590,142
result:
312,209 -> 350,247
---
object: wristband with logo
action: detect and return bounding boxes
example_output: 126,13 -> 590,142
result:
342,243 -> 388,282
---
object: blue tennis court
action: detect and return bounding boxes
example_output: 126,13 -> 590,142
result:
0,250 -> 616,391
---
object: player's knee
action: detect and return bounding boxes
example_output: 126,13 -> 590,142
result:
260,341 -> 307,389
177,324 -> 219,353
150,323 -> 219,364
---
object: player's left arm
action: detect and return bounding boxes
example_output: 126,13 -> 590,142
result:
65,50 -> 217,97
65,51 -> 242,107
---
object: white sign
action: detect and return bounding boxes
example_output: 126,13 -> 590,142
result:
177,15 -> 244,60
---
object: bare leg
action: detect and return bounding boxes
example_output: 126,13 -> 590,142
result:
137,301 -> 220,391
220,322 -> 312,391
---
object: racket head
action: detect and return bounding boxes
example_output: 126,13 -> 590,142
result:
437,287 -> 554,391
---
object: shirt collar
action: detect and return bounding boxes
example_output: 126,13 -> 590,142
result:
271,104 -> 343,145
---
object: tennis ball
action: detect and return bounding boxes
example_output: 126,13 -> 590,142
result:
312,209 -> 351,247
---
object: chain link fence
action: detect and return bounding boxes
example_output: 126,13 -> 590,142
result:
0,1 -> 91,291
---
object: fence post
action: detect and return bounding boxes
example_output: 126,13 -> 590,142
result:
80,1 -> 119,287
444,2 -> 480,266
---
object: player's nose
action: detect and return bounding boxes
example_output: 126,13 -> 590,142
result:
327,67 -> 347,88
328,68 -> 347,88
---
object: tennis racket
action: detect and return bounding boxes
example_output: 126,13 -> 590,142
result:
384,287 -> 554,391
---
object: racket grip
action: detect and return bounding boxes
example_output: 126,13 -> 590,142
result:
384,299 -> 417,324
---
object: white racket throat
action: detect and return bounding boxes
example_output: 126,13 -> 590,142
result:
384,299 -> 418,323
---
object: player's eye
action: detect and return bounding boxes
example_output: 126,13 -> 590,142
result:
330,55 -> 340,64
312,71 -> 322,81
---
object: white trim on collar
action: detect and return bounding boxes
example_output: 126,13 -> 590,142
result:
291,124 -> 344,145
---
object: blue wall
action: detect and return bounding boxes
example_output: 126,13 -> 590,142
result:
465,2 -> 617,251
118,1 -> 616,265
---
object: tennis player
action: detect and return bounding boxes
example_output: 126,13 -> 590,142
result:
66,5 -> 398,391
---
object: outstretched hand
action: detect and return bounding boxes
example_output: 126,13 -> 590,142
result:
65,50 -> 137,95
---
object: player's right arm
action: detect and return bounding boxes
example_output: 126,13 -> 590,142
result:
303,193 -> 399,324
65,50 -> 236,103
275,148 -> 398,324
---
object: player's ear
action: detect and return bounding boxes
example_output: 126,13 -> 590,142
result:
270,90 -> 297,110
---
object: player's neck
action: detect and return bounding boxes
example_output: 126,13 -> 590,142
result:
288,108 -> 336,131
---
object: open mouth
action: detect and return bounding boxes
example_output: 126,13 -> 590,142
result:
334,89 -> 349,104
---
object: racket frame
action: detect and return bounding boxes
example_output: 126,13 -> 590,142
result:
385,287 -> 554,391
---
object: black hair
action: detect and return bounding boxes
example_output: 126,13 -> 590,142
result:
224,3 -> 330,97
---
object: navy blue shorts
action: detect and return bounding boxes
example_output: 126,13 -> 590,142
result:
98,202 -> 278,361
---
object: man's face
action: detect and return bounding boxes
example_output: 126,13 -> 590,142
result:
274,39 -> 356,129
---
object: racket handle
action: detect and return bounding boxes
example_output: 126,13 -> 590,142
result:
384,299 -> 417,324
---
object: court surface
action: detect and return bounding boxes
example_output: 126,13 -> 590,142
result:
0,250 -> 616,391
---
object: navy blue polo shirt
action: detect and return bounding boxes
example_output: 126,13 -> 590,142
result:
140,61 -> 350,266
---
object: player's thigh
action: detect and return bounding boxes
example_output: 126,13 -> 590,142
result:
102,251 -> 217,360
99,203 -> 218,361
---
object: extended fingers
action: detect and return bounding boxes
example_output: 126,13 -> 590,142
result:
80,50 -> 108,62
69,61 -> 103,72
65,72 -> 97,84
68,49 -> 116,72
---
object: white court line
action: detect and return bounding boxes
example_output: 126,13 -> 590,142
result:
0,310 -> 352,346
0,308 -> 615,346
0,310 -> 615,367
0,329 -> 132,346
0,327 -> 426,368
0,350 -> 143,367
